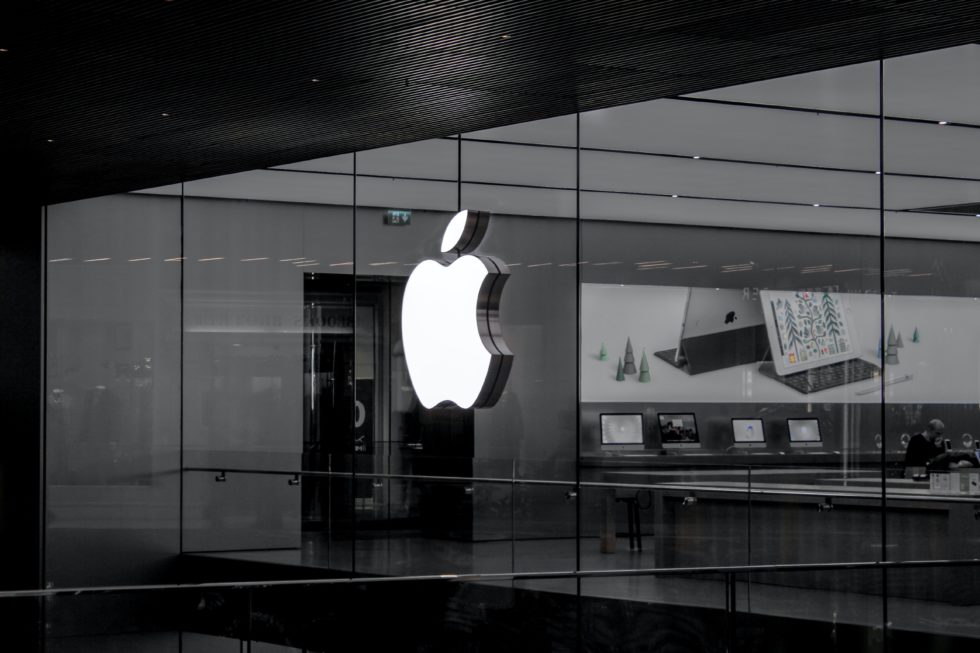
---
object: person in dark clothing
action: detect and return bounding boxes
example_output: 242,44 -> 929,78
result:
904,418 -> 945,470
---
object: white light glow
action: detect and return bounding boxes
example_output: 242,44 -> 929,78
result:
441,210 -> 469,253
402,255 -> 492,409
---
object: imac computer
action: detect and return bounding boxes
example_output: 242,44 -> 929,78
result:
732,418 -> 766,449
658,413 -> 701,449
600,413 -> 645,451
788,418 -> 823,448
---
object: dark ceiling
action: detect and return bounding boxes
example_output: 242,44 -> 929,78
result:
2,0 -> 980,204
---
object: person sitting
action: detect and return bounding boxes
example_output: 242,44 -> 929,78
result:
904,418 -> 945,476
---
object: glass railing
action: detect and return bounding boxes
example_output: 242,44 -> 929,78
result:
180,454 -> 980,581
6,560 -> 980,651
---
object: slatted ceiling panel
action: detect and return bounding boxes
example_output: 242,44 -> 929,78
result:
2,1 -> 980,204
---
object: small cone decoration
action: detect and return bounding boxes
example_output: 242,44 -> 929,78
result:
638,350 -> 651,383
615,357 -> 625,382
599,343 -> 608,361
885,326 -> 900,365
912,327 -> 919,343
623,338 -> 637,375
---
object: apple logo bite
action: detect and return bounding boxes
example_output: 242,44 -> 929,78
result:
401,209 -> 513,409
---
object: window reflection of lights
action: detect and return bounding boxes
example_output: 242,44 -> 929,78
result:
280,257 -> 306,262
240,257 -> 268,262
907,272 -> 934,277
292,260 -> 317,265
592,261 -> 622,266
48,258 -> 71,263
368,261 -> 399,266
129,257 -> 151,262
721,263 -> 754,273
83,258 -> 110,262
164,257 -> 185,262
526,262 -> 552,268
295,262 -> 320,267
801,264 -> 832,274
833,268 -> 861,273
198,257 -> 224,262
672,264 -> 708,270
329,261 -> 354,267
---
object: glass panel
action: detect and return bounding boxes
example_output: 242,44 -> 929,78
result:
182,166 -> 354,576
579,572 -> 730,651
738,568 -> 885,652
886,565 -> 980,645
354,140 -> 462,576
883,44 -> 980,565
579,57 -> 883,570
46,193 -> 181,587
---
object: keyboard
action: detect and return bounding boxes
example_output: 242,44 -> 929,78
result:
758,358 -> 880,394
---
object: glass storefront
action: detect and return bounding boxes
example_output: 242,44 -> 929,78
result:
37,44 -> 980,648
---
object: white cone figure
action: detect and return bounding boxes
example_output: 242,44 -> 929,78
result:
401,210 -> 512,409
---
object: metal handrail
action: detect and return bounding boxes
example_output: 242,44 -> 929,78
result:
3,557 -> 980,600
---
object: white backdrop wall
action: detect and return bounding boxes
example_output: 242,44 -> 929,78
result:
582,283 -> 980,405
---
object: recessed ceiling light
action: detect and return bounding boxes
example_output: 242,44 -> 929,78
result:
161,112 -> 170,117
46,138 -> 54,143
671,194 -> 679,198
311,78 -> 320,83
0,48 -> 8,53
812,203 -> 821,207
692,155 -> 701,159
500,34 -> 511,39
938,120 -> 949,125
875,171 -> 881,175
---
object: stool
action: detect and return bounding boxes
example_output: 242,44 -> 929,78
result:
614,495 -> 642,551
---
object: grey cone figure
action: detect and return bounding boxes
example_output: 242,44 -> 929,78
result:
623,338 -> 637,375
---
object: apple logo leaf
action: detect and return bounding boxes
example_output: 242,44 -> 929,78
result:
402,210 -> 513,409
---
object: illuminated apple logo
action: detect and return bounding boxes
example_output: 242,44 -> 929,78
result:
401,209 -> 512,409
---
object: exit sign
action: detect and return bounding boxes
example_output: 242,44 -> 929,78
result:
384,209 -> 412,225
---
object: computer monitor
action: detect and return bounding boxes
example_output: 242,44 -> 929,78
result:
658,413 -> 700,449
759,290 -> 860,375
732,418 -> 766,449
787,418 -> 822,448
600,413 -> 645,451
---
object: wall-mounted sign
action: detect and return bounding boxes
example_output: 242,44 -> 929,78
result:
401,209 -> 512,409
384,209 -> 412,226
